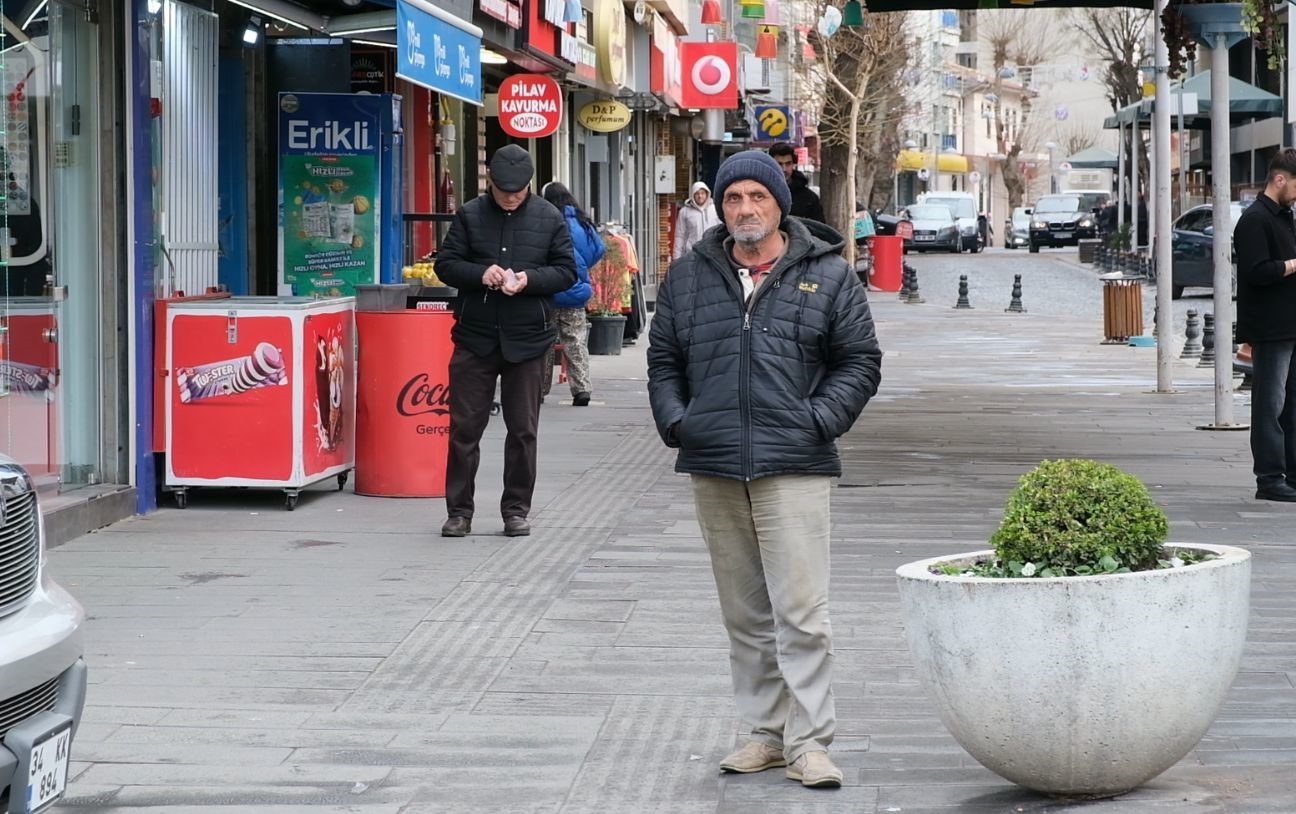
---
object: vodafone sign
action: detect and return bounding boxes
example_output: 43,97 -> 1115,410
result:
680,42 -> 738,110
497,74 -> 563,138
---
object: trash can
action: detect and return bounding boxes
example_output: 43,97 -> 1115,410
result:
354,309 -> 455,497
870,235 -> 903,292
1078,239 -> 1100,264
1100,273 -> 1144,344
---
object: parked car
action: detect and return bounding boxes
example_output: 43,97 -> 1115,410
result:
917,192 -> 982,252
1029,194 -> 1098,252
1170,202 -> 1244,299
1004,207 -> 1032,250
0,455 -> 86,814
902,204 -> 962,253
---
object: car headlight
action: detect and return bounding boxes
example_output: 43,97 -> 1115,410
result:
960,225 -> 976,235
1079,217 -> 1094,228
1031,220 -> 1047,229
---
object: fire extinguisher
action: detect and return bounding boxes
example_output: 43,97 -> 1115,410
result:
439,170 -> 456,214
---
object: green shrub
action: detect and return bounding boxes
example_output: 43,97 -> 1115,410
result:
987,459 -> 1169,577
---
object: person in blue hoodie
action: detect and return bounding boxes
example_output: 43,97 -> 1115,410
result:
540,182 -> 605,405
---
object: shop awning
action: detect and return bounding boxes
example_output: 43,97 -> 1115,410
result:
1102,70 -> 1282,129
896,149 -> 969,174
1064,146 -> 1118,170
396,0 -> 484,106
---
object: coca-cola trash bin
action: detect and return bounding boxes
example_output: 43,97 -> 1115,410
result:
355,307 -> 455,497
869,235 -> 904,292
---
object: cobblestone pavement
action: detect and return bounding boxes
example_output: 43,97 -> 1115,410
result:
45,260 -> 1294,813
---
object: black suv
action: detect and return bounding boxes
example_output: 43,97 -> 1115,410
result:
1029,194 -> 1098,252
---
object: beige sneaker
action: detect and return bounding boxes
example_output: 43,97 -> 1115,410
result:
719,741 -> 786,773
786,750 -> 843,788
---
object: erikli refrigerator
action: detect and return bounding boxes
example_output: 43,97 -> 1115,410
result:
277,92 -> 403,299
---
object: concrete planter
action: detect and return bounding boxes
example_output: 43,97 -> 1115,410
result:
895,544 -> 1251,798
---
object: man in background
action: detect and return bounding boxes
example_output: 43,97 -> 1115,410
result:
768,143 -> 825,223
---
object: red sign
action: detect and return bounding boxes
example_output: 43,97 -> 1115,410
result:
498,74 -> 563,138
680,41 -> 738,110
302,310 -> 354,478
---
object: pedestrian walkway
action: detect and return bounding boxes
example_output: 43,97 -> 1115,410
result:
49,291 -> 1296,813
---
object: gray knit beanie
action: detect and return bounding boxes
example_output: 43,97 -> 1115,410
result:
712,150 -> 792,222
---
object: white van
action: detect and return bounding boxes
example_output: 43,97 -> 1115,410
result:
916,191 -> 981,252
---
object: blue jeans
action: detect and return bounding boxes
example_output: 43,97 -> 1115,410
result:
1250,339 -> 1296,488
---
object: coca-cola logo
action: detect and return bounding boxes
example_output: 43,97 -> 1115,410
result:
397,373 -> 450,417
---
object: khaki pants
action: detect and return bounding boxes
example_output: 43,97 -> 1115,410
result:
691,474 -> 835,761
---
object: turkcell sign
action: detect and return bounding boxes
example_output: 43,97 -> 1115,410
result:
397,0 -> 482,106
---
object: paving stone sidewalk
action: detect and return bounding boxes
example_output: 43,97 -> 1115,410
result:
47,291 -> 1296,813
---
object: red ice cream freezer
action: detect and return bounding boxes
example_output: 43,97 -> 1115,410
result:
163,296 -> 356,510
0,297 -> 58,482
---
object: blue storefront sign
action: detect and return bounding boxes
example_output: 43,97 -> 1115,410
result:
397,0 -> 483,106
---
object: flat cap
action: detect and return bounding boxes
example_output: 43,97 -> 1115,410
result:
489,144 -> 534,192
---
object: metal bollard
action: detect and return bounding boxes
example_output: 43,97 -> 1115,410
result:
1005,274 -> 1026,313
954,274 -> 972,309
905,263 -> 925,304
1198,313 -> 1215,367
1181,309 -> 1202,358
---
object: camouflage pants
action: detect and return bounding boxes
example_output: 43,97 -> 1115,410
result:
542,307 -> 591,397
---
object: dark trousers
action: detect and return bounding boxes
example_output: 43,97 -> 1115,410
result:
445,345 -> 546,521
1250,339 -> 1296,488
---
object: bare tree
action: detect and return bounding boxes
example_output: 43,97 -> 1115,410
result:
809,8 -> 912,264
978,9 -> 1061,209
1068,7 -> 1150,193
1056,120 -> 1099,156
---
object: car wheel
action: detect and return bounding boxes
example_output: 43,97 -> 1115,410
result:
1029,242 -> 1039,254
949,238 -> 961,254
1172,285 -> 1184,300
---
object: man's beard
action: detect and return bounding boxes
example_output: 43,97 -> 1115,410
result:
732,222 -> 773,248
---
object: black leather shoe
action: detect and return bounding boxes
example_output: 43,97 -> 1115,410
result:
1256,483 -> 1296,502
503,517 -> 531,537
572,392 -> 591,406
441,516 -> 472,537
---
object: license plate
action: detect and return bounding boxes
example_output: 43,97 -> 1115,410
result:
1053,231 -> 1073,240
26,725 -> 71,812
915,235 -> 935,242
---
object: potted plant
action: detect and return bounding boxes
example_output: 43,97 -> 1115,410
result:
586,255 -> 630,356
895,459 -> 1251,799
1163,1 -> 1280,76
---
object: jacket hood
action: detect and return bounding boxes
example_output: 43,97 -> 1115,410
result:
788,169 -> 810,189
690,181 -> 710,196
686,182 -> 711,210
693,215 -> 844,275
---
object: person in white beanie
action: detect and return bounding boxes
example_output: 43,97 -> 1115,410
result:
672,181 -> 721,260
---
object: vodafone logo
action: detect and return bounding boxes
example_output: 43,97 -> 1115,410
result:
680,42 -> 738,110
691,56 -> 731,95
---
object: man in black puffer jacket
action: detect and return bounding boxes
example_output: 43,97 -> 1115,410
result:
435,145 -> 577,538
648,150 -> 881,789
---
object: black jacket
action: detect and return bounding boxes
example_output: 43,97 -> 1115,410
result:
788,170 -> 825,223
1236,193 -> 1296,343
436,192 -> 578,362
647,217 -> 883,481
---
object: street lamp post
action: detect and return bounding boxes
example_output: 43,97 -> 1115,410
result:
1044,141 -> 1059,194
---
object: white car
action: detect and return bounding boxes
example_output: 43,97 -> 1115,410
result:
0,456 -> 86,813
917,192 -> 982,252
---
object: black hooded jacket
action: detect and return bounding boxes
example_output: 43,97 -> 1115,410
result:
436,191 -> 578,362
788,170 -> 825,223
647,217 -> 883,481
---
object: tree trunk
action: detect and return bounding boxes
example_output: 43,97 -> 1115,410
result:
843,95 -> 860,267
821,140 -> 854,254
